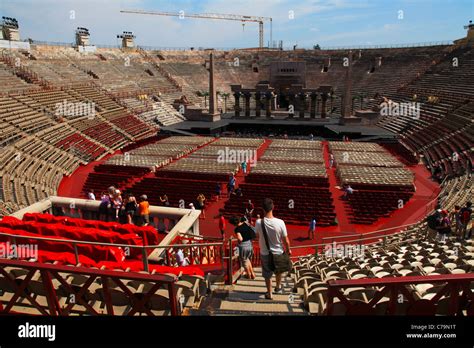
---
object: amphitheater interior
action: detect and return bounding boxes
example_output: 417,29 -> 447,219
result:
0,37 -> 472,317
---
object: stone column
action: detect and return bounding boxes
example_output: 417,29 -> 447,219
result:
255,91 -> 261,118
299,93 -> 306,118
265,92 -> 272,117
321,93 -> 328,118
233,92 -> 241,117
310,92 -> 317,118
288,93 -> 295,118
244,92 -> 251,118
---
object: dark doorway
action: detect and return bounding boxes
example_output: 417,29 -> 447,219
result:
277,87 -> 291,109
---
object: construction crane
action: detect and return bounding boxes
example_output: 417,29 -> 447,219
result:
120,9 -> 272,49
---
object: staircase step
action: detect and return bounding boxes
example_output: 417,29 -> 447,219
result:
218,299 -> 305,314
194,267 -> 308,315
227,289 -> 299,303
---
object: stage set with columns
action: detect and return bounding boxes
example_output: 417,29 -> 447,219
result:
230,84 -> 338,119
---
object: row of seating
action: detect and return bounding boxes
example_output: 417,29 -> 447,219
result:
81,137 -> 211,195
335,166 -> 414,189
0,95 -> 56,134
70,116 -> 129,150
0,145 -> 67,211
139,99 -> 186,127
223,182 -> 336,226
101,109 -> 158,140
375,45 -> 474,174
293,225 -> 474,315
332,142 -> 416,224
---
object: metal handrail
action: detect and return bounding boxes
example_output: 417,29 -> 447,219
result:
0,231 -> 222,249
177,231 -> 222,241
26,40 -> 454,52
319,41 -> 453,50
289,226 -> 421,253
0,228 -> 223,273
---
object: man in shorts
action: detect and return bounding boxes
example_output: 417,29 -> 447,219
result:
255,198 -> 292,300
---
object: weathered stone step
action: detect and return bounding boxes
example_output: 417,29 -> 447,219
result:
193,268 -> 308,316
218,299 -> 305,314
227,290 -> 302,303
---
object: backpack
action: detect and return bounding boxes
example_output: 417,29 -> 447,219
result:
459,208 -> 471,224
427,213 -> 440,229
249,225 -> 257,240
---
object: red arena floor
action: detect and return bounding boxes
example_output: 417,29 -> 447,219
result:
57,139 -> 441,257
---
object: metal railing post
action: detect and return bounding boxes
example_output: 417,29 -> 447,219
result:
227,238 -> 233,285
73,243 -> 79,265
142,246 -> 149,273
220,242 -> 225,272
165,249 -> 171,266
168,282 -> 179,316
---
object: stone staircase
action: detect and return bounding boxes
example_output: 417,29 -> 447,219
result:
189,268 -> 308,316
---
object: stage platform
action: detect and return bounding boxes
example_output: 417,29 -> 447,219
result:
162,113 -> 397,139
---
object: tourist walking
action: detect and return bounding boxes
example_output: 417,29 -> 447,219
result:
308,217 -> 317,240
218,213 -> 226,239
230,216 -> 257,280
196,193 -> 206,219
160,194 -> 170,207
123,192 -> 138,225
138,194 -> 150,226
241,161 -> 248,174
227,173 -> 236,195
255,198 -> 292,300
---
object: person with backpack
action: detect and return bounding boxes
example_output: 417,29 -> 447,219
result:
427,209 -> 442,238
458,202 -> 472,239
230,216 -> 257,280
436,210 -> 452,241
255,198 -> 292,300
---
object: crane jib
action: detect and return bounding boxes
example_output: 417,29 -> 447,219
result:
120,9 -> 272,48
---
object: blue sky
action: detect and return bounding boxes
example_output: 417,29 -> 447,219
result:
1,0 -> 473,48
